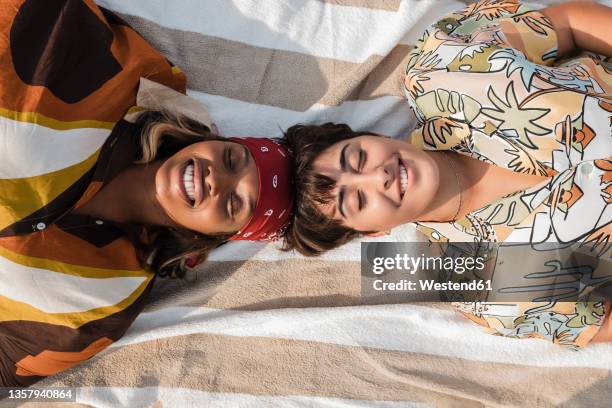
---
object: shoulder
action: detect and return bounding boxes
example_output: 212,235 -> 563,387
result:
405,0 -> 557,81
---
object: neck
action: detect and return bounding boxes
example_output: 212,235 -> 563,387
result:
74,161 -> 174,227
417,151 -> 483,222
417,151 -> 550,223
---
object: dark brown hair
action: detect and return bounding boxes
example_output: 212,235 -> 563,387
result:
132,110 -> 231,278
280,123 -> 377,256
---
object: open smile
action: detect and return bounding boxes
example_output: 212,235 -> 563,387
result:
398,157 -> 411,202
178,158 -> 204,207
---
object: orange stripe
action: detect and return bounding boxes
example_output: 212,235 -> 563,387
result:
0,224 -> 143,271
16,337 -> 113,377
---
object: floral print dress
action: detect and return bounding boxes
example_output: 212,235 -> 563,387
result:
403,0 -> 611,348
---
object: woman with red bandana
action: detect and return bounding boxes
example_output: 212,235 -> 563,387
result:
0,0 -> 293,386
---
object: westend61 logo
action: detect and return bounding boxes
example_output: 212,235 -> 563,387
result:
360,242 -> 494,301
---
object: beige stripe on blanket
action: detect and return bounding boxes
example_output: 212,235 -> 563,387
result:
35,332 -> 611,407
28,1 -> 612,408
145,259 -> 436,311
115,14 -> 413,110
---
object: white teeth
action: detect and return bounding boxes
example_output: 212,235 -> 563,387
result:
183,163 -> 195,201
399,163 -> 408,197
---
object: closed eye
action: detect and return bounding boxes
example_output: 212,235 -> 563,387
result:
358,149 -> 366,172
224,146 -> 237,172
230,192 -> 242,219
349,148 -> 366,173
357,190 -> 366,211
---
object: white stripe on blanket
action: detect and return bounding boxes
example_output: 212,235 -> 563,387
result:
73,387 -> 427,408
53,1 -> 611,405
96,0 -> 440,62
115,305 -> 612,370
186,91 -> 417,140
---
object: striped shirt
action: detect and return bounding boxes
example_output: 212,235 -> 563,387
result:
0,0 -> 185,386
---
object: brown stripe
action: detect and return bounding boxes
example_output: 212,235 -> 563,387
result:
115,14 -> 409,111
146,260 -> 430,311
0,1 -> 183,124
37,332 -> 611,407
317,0 -> 402,12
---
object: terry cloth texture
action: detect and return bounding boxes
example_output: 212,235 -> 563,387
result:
30,0 -> 612,407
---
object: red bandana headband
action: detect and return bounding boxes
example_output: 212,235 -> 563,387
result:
228,137 -> 293,242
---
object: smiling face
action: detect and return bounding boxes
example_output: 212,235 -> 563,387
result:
155,140 -> 259,235
312,135 -> 440,232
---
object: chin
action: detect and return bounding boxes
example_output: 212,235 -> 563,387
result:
405,191 -> 434,222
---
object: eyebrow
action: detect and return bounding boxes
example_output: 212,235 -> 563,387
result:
336,143 -> 351,219
247,197 -> 256,220
339,143 -> 349,172
242,144 -> 250,167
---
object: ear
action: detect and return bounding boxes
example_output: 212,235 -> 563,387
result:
365,230 -> 390,237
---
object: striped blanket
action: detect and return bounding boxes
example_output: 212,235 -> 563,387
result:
34,0 -> 612,407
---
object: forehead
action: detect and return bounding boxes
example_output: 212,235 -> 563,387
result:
189,139 -> 242,150
313,135 -> 363,172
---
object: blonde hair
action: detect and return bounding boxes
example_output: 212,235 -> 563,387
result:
131,110 -> 230,278
135,111 -> 216,164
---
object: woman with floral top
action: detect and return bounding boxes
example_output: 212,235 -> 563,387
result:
280,0 -> 612,348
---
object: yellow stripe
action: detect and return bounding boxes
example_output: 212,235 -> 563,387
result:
0,108 -> 115,130
171,66 -> 183,76
0,276 -> 152,329
0,149 -> 101,231
126,106 -> 146,114
0,244 -> 149,279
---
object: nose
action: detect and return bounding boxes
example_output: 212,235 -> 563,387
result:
366,165 -> 393,190
344,165 -> 393,190
378,165 -> 394,190
205,163 -> 235,198
204,165 -> 219,196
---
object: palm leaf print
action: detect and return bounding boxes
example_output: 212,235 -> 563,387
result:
594,159 -> 612,204
489,48 -> 539,90
481,81 -> 551,149
460,0 -> 521,22
512,12 -> 554,36
504,142 -> 550,176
